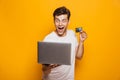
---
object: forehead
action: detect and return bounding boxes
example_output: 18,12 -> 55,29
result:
55,14 -> 68,20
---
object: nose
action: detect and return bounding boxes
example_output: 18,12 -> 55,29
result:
59,21 -> 62,26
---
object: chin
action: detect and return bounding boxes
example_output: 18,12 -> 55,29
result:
56,29 -> 66,36
58,33 -> 64,36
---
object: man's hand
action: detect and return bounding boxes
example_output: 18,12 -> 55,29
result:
80,31 -> 87,42
42,64 -> 60,75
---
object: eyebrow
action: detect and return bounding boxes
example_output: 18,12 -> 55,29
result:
55,18 -> 67,21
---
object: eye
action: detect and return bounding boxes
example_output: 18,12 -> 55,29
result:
62,19 -> 68,23
55,19 -> 60,23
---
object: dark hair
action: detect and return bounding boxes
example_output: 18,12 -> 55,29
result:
53,6 -> 71,20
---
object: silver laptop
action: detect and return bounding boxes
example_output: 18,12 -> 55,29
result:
38,42 -> 71,65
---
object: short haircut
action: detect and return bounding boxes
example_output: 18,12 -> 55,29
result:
53,6 -> 71,20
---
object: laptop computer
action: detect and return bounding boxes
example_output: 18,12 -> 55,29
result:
38,41 -> 71,65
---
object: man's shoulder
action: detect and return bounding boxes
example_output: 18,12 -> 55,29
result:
68,30 -> 75,33
45,31 -> 55,37
67,30 -> 75,35
43,31 -> 55,41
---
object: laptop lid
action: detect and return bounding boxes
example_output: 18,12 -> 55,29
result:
38,42 -> 71,65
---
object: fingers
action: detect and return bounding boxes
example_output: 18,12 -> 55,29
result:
49,64 -> 60,68
80,30 -> 86,34
42,64 -> 60,69
42,64 -> 51,71
42,64 -> 60,75
79,31 -> 87,42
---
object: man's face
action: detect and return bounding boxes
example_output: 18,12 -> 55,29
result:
54,14 -> 69,36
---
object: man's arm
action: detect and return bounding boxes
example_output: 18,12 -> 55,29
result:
76,42 -> 84,59
42,64 -> 60,75
76,31 -> 87,59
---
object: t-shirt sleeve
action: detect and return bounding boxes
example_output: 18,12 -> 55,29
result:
43,34 -> 53,42
43,36 -> 51,42
43,36 -> 47,42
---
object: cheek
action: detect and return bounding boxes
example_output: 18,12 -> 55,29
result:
54,22 -> 59,25
63,23 -> 68,27
54,23 -> 58,27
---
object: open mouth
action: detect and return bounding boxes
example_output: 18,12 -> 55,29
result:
57,26 -> 66,35
58,27 -> 64,30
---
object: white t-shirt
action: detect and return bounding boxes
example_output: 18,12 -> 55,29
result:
42,30 -> 78,80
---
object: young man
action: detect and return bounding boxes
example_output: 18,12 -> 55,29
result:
42,6 -> 87,80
